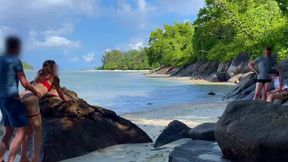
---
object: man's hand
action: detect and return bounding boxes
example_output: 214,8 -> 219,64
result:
34,90 -> 42,98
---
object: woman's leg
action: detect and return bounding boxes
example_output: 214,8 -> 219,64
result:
0,127 -> 14,162
8,127 -> 26,162
254,82 -> 264,100
267,93 -> 285,102
262,82 -> 271,101
21,95 -> 42,162
30,115 -> 42,162
20,126 -> 32,162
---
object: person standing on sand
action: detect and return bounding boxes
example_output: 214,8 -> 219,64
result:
0,36 -> 41,162
248,47 -> 275,100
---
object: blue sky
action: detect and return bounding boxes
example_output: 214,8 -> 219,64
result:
0,0 -> 204,70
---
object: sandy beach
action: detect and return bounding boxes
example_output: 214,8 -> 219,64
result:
146,74 -> 236,86
63,101 -> 228,162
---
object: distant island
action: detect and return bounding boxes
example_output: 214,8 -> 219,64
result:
22,61 -> 33,70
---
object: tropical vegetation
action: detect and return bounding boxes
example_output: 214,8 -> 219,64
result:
100,0 -> 288,70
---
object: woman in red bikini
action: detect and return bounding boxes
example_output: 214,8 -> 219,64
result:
20,60 -> 70,162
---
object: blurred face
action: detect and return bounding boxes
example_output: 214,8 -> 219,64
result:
52,64 -> 59,76
9,46 -> 21,56
263,48 -> 271,57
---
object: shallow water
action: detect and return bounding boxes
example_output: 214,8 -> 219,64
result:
25,71 -> 233,114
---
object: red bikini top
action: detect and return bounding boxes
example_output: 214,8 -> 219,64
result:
39,80 -> 52,92
37,75 -> 53,92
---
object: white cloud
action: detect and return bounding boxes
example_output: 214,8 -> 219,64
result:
105,49 -> 112,52
137,0 -> 148,11
157,0 -> 205,16
33,36 -> 80,49
83,52 -> 96,62
42,24 -> 74,36
129,41 -> 145,50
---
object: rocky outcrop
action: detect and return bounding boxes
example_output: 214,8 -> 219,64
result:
169,140 -> 224,162
215,100 -> 288,162
154,121 -> 217,148
216,62 -> 231,82
225,72 -> 256,100
154,120 -> 190,148
39,88 -> 152,162
147,66 -> 179,75
227,53 -> 250,78
148,53 -> 251,82
188,123 -> 216,141
172,60 -> 219,81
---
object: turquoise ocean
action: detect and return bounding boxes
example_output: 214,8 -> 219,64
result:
25,71 -> 232,115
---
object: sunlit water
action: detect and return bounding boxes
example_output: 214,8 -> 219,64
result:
24,71 -> 233,114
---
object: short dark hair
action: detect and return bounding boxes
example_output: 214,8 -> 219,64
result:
5,36 -> 21,53
266,47 -> 272,52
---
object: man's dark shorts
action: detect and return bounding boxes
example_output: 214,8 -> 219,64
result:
0,97 -> 27,127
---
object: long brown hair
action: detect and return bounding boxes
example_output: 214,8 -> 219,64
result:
35,60 -> 56,82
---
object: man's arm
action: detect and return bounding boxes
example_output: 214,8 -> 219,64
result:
17,72 -> 41,98
248,60 -> 258,75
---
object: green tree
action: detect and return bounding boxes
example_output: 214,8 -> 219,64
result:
99,49 -> 155,70
146,22 -> 194,67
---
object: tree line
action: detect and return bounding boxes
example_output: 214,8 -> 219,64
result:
100,0 -> 288,70
98,49 -> 157,70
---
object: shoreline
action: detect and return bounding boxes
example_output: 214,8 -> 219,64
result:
146,73 -> 236,86
62,101 -> 228,162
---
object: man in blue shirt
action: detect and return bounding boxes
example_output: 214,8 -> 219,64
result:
0,36 -> 40,162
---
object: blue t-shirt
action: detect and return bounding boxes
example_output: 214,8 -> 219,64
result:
255,56 -> 275,79
0,54 -> 24,98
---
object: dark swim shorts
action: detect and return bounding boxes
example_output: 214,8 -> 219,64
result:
254,79 -> 272,84
0,97 -> 27,127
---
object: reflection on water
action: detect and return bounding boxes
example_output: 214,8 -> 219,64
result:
25,71 -> 233,114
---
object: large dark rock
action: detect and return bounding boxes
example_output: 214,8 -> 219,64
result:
154,120 -> 190,148
169,140 -> 226,162
215,100 -> 288,162
39,88 -> 152,162
227,53 -> 250,78
188,123 -> 216,141
172,60 -> 219,81
216,62 -> 231,82
225,73 -> 256,100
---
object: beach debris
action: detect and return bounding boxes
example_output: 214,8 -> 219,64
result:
188,123 -> 216,141
215,100 -> 288,162
154,120 -> 190,148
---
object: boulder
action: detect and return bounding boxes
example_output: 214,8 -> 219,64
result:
154,120 -> 190,148
148,66 -> 179,75
39,88 -> 152,162
172,60 -> 219,80
215,100 -> 288,162
216,62 -> 231,81
188,123 -> 216,141
227,53 -> 250,78
169,140 -> 225,162
227,72 -> 254,84
207,92 -> 216,96
225,73 -> 256,100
